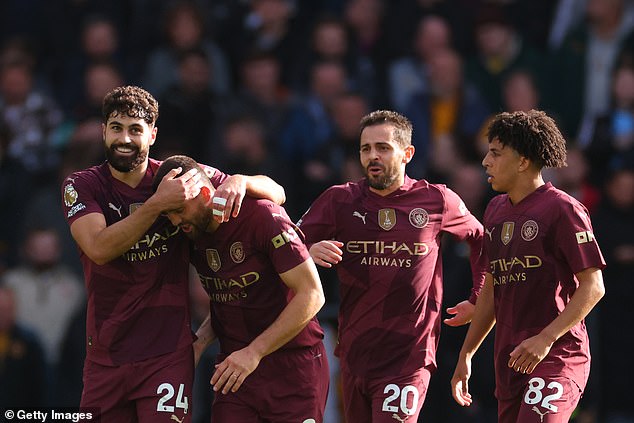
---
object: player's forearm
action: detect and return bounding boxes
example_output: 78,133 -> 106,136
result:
73,203 -> 163,264
242,174 -> 286,205
194,313 -> 217,349
459,275 -> 495,359
538,268 -> 605,345
194,313 -> 217,366
248,284 -> 324,359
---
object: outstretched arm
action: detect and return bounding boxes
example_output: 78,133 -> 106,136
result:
507,267 -> 604,374
210,259 -> 324,394
70,168 -> 201,264
211,174 -> 286,222
451,273 -> 496,407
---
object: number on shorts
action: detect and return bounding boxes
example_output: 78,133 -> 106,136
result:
157,383 -> 189,414
523,377 -> 564,412
382,384 -> 419,416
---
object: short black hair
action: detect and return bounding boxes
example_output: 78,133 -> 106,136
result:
487,109 -> 567,169
151,155 -> 207,192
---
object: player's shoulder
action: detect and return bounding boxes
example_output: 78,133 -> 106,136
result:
62,162 -> 107,187
543,183 -> 589,216
412,178 -> 458,203
316,180 -> 364,202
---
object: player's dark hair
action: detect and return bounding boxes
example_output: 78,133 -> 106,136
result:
102,85 -> 159,126
360,110 -> 413,148
487,109 -> 567,169
151,155 -> 208,192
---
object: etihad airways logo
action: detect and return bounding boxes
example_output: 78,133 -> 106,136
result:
490,255 -> 543,286
346,240 -> 430,256
198,271 -> 260,303
490,255 -> 542,273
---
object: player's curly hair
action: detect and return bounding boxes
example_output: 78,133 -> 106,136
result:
360,110 -> 413,148
102,85 -> 159,126
487,110 -> 567,169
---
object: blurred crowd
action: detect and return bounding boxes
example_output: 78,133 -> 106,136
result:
0,0 -> 633,422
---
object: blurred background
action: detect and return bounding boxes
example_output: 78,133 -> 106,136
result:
0,0 -> 632,422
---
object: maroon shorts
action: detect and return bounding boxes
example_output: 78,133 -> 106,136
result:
340,365 -> 432,423
498,375 -> 583,423
80,344 -> 194,423
211,342 -> 329,423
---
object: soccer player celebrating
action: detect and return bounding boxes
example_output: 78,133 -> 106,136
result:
297,110 -> 486,422
152,155 -> 329,423
62,86 -> 285,422
451,110 -> 606,422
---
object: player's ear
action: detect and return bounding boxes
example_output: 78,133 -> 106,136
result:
403,145 -> 415,164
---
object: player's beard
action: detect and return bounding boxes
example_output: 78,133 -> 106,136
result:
105,143 -> 148,172
181,209 -> 212,241
365,161 -> 399,190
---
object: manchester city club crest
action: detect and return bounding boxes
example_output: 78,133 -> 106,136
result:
206,249 -> 221,272
378,208 -> 396,231
501,222 -> 515,245
408,208 -> 429,228
230,242 -> 245,263
521,220 -> 539,241
64,184 -> 78,207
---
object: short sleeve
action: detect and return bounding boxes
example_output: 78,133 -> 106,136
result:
553,199 -> 606,274
253,202 -> 311,275
61,172 -> 103,224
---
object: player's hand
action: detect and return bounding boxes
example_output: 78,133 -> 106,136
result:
508,332 -> 553,374
153,168 -> 202,211
451,356 -> 473,406
444,300 -> 475,327
210,347 -> 261,394
309,240 -> 344,268
212,175 -> 247,223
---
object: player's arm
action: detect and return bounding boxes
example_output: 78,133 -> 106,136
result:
70,168 -> 201,264
451,272 -> 496,407
507,267 -> 605,374
193,312 -> 217,367
444,213 -> 487,326
211,174 -> 286,223
210,259 -> 325,394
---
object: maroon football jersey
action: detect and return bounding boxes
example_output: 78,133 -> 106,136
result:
62,159 -> 226,365
190,197 -> 323,355
482,183 -> 606,400
297,176 -> 485,378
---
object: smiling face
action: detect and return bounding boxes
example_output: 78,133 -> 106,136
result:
359,123 -> 413,195
103,113 -> 156,173
482,137 -> 523,193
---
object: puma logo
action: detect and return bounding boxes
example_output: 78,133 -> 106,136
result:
353,211 -> 367,224
392,413 -> 408,422
108,202 -> 122,217
532,406 -> 550,422
485,226 -> 494,241
272,212 -> 284,218
170,415 -> 184,423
